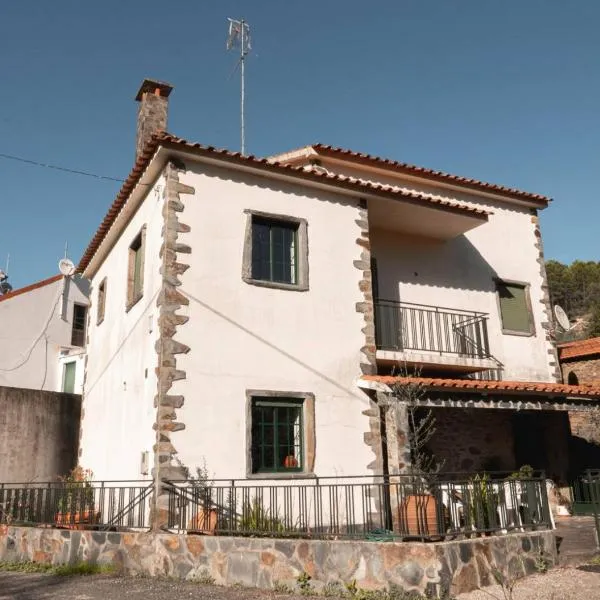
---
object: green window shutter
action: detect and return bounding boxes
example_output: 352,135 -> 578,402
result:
62,362 -> 76,394
497,281 -> 531,333
251,398 -> 304,473
133,246 -> 143,296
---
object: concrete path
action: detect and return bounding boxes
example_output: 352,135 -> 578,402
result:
555,515 -> 599,565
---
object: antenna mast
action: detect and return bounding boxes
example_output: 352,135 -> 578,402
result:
227,18 -> 251,155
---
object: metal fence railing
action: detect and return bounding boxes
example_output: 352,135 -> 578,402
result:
165,473 -> 551,540
582,469 -> 600,549
0,481 -> 152,530
0,474 -> 552,540
374,300 -> 490,359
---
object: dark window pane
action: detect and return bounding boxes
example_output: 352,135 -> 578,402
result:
251,217 -> 297,284
71,305 -> 87,347
251,398 -> 303,473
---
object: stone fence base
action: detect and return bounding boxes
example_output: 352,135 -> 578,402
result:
0,526 -> 556,597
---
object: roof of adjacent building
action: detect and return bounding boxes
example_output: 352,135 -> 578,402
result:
558,337 -> 600,361
276,144 -> 551,207
0,274 -> 62,304
361,375 -> 600,399
77,132 -> 493,274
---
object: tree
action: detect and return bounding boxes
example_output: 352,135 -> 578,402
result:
587,303 -> 600,338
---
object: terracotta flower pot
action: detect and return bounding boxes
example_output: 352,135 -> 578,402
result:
187,508 -> 218,535
396,494 -> 438,538
55,509 -> 99,530
283,455 -> 298,469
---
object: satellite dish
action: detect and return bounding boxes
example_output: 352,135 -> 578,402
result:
554,305 -> 571,331
58,258 -> 75,277
0,281 -> 12,295
0,270 -> 6,282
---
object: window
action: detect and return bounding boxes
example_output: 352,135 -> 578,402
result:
252,217 -> 298,284
71,304 -> 87,347
568,371 -> 579,385
127,228 -> 146,309
242,211 -> 309,291
496,280 -> 533,335
97,278 -> 107,325
62,361 -> 76,394
250,397 -> 304,473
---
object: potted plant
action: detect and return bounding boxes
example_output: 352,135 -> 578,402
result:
174,458 -> 218,535
54,466 -> 99,530
387,374 -> 444,539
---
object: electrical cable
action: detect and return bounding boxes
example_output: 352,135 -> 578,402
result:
0,152 -> 127,183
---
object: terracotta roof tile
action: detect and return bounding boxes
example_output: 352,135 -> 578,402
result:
311,144 -> 551,206
77,132 -> 490,274
0,274 -> 62,304
558,337 -> 600,361
361,375 -> 600,399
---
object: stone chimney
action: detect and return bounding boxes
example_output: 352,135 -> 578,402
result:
135,78 -> 174,160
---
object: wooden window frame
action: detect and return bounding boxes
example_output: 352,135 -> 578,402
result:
97,277 -> 107,325
242,210 -> 309,292
246,390 -> 315,479
126,226 -> 146,311
71,303 -> 87,347
495,278 -> 535,337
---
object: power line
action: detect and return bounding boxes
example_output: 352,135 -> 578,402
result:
0,152 -> 127,183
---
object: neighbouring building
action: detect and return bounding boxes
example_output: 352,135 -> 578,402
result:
0,274 -> 89,394
78,80 -> 600,521
558,337 -> 600,451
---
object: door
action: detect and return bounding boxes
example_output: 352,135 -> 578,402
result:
62,361 -> 76,394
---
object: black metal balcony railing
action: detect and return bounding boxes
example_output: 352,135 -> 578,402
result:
375,300 -> 490,359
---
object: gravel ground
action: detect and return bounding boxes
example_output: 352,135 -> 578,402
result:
0,572 -> 315,600
457,565 -> 600,600
1,568 -> 599,600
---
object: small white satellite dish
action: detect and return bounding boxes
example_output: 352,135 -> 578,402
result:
58,258 -> 75,277
0,269 -> 6,282
554,305 -> 571,331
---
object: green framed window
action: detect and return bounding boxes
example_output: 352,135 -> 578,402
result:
62,361 -> 76,394
250,398 -> 304,473
497,280 -> 532,334
127,227 -> 146,309
251,217 -> 298,285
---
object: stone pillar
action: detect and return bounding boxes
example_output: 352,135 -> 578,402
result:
152,159 -> 194,530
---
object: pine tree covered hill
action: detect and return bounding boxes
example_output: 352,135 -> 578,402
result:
545,260 -> 600,341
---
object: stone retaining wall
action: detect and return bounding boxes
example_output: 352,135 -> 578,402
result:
0,526 -> 556,597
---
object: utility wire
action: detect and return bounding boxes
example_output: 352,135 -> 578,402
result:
0,152 -> 127,183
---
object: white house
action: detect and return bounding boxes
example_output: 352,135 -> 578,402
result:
78,80 -> 600,510
0,274 -> 89,394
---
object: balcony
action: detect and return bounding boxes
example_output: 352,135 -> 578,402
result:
374,300 -> 497,374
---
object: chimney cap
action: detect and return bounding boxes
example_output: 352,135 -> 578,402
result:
135,78 -> 174,102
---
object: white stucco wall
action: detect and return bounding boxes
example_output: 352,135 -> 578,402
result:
169,163 -> 375,480
80,176 -> 165,481
318,160 -> 553,382
0,276 -> 89,391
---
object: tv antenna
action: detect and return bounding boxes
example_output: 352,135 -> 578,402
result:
554,305 -> 571,331
0,255 -> 12,295
227,18 -> 251,155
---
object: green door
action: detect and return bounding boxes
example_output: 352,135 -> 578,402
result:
62,362 -> 76,394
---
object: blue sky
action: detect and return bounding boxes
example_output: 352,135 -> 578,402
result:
1,0 -> 598,289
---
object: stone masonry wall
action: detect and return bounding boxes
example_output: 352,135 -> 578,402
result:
0,526 -> 556,597
427,408 -> 516,473
561,358 -> 600,446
